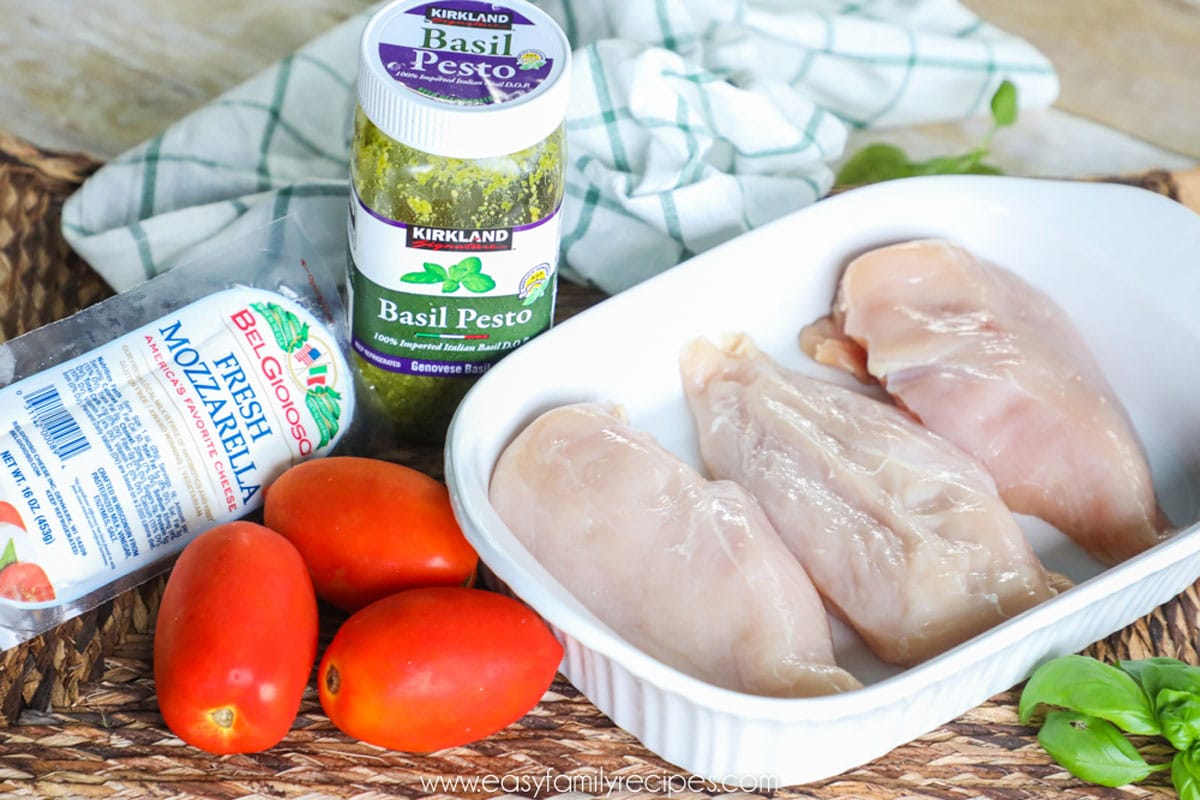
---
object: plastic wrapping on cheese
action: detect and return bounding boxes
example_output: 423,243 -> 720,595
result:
0,287 -> 354,625
0,212 -> 361,650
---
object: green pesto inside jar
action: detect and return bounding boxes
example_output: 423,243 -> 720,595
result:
348,107 -> 566,442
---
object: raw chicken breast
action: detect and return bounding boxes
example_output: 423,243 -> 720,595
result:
489,402 -> 860,697
800,239 -> 1169,565
680,334 -> 1055,667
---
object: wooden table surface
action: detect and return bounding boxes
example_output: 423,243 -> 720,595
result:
1,0 -> 1197,171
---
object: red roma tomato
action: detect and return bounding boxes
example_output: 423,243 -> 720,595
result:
154,521 -> 318,754
263,456 -> 478,613
318,587 -> 563,752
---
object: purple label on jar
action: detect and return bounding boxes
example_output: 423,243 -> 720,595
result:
375,0 -> 561,107
379,43 -> 553,104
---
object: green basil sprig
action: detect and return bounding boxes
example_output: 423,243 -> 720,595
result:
834,79 -> 1018,189
1021,654 -> 1200,797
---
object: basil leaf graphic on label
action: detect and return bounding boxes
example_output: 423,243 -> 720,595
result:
0,538 -> 16,571
402,262 -> 448,285
522,281 -> 547,306
461,273 -> 496,294
441,257 -> 495,293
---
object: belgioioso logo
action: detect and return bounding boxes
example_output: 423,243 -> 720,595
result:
251,302 -> 348,451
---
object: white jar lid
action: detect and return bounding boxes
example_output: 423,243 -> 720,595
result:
357,0 -> 572,159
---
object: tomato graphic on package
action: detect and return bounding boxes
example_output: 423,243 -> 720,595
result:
0,500 -> 55,603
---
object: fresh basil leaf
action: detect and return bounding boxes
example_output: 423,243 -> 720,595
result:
1038,711 -> 1168,787
1157,689 -> 1200,751
991,79 -> 1018,128
441,279 -> 460,294
1020,654 -> 1160,735
909,149 -> 987,177
1121,658 -> 1154,685
1175,746 -> 1200,800
834,143 -> 915,187
1123,658 -> 1200,700
834,80 -> 1018,190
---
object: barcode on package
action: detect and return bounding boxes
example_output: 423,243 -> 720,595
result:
24,384 -> 91,461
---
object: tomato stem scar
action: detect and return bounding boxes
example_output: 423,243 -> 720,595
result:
324,663 -> 341,696
209,707 -> 236,729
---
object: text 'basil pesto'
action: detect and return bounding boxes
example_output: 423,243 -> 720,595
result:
348,0 -> 571,442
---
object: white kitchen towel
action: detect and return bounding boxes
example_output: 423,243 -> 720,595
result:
61,0 -> 1058,295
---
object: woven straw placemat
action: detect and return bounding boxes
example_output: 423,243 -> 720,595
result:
1,132 -> 1199,799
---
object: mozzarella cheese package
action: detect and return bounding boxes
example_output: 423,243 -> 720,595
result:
0,214 -> 355,652
0,285 -> 355,646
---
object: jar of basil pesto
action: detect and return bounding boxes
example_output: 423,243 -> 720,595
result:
348,0 -> 570,442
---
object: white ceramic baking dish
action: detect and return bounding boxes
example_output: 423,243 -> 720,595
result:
444,175 -> 1200,787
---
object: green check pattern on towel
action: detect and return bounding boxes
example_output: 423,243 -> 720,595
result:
61,0 -> 1058,295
